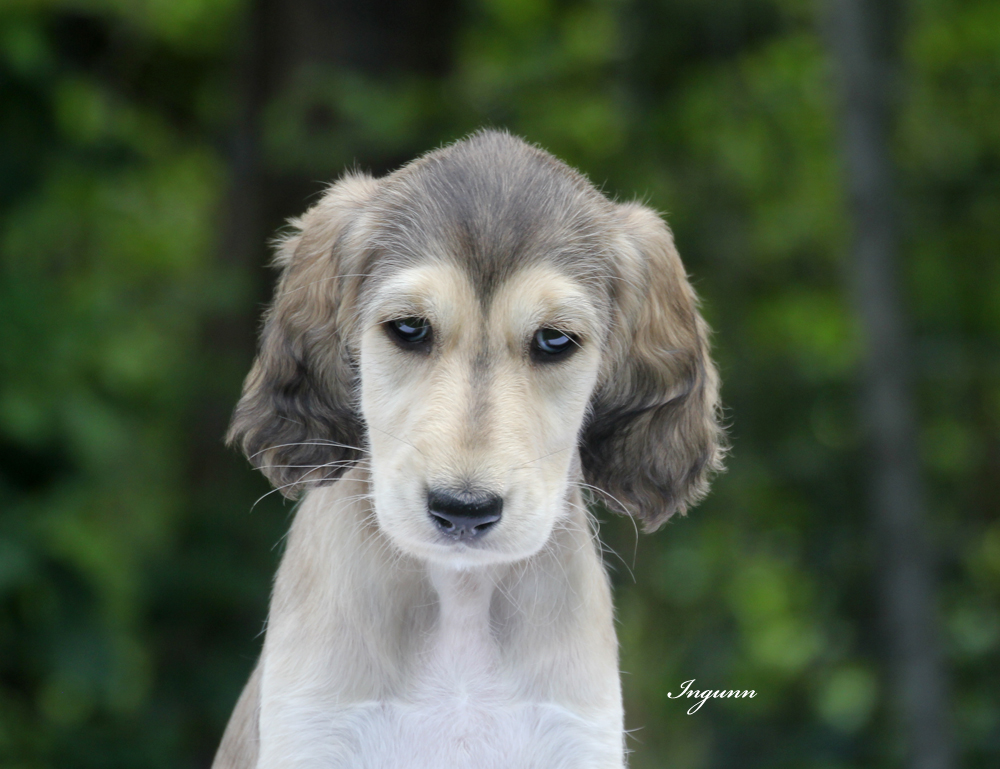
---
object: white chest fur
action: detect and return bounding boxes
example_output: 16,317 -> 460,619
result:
305,568 -> 621,768
253,478 -> 624,769
308,696 -> 619,768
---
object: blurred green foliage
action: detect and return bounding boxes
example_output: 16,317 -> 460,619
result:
1,0 -> 997,767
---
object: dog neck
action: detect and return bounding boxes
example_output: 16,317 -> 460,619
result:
428,565 -> 494,638
266,466 -> 619,716
420,565 -> 500,691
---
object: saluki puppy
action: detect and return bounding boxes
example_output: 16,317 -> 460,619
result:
213,130 -> 724,769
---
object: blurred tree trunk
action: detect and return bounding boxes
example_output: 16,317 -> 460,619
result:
825,2 -> 955,768
186,0 -> 272,505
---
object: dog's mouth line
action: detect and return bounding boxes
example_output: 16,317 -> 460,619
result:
433,533 -> 493,549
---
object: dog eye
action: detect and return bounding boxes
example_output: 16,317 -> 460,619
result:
386,317 -> 432,348
532,328 -> 578,360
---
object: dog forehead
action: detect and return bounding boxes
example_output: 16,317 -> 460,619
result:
368,260 -> 600,329
366,131 -> 617,300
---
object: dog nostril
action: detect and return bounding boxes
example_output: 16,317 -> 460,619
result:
427,489 -> 503,542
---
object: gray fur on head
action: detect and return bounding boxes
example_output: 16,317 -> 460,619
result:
228,130 -> 725,527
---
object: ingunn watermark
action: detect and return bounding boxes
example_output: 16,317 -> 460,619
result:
668,679 -> 756,714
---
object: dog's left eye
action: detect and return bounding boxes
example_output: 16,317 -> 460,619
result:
386,317 -> 432,348
532,328 -> 578,360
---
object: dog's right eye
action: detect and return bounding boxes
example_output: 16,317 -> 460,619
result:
386,317 -> 432,348
531,327 -> 578,361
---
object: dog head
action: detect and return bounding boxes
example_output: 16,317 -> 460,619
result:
228,131 -> 724,567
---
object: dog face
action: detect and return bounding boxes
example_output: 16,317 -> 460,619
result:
228,131 -> 724,566
358,260 -> 605,565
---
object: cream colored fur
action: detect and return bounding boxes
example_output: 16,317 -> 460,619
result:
215,474 -> 621,769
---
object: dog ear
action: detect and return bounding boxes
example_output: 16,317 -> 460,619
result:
581,203 -> 725,530
227,173 -> 379,498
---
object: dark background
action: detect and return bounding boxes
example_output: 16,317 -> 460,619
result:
1,0 -> 997,767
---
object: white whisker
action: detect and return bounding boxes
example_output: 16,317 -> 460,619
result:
249,440 -> 369,460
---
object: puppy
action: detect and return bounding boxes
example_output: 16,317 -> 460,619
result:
213,130 -> 723,769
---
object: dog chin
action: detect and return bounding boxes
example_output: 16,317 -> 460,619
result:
412,543 -> 529,570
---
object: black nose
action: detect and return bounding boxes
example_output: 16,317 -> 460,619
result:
427,489 -> 503,541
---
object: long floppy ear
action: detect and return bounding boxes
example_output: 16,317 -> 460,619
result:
581,203 -> 725,530
227,173 -> 380,498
